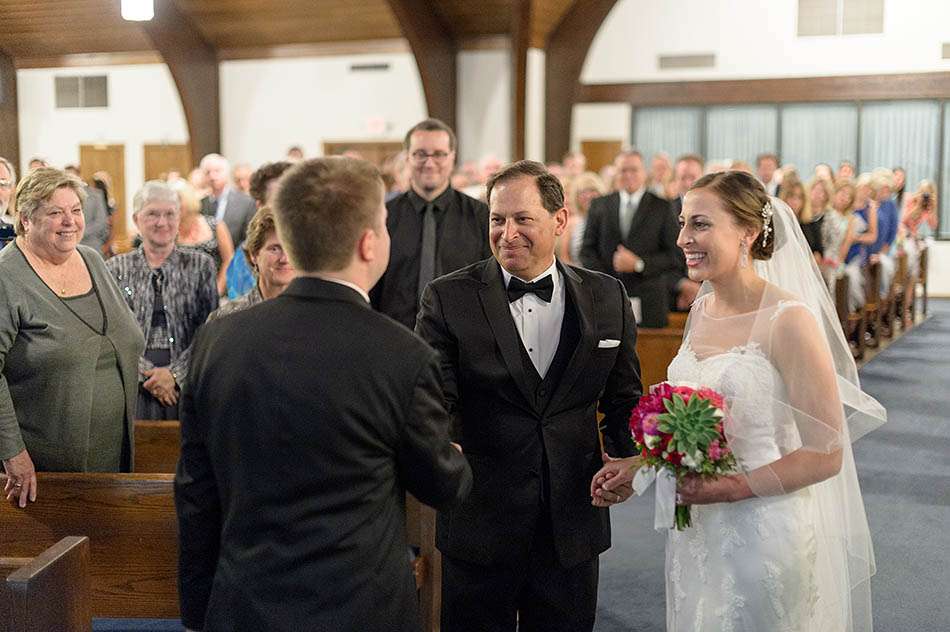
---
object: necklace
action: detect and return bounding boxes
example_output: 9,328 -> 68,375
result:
19,239 -> 72,295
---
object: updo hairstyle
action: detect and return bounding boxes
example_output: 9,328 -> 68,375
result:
689,170 -> 774,261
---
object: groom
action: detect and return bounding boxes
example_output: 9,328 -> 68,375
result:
415,160 -> 642,631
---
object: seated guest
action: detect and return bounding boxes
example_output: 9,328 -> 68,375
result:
838,160 -> 856,181
226,161 -> 293,299
899,180 -> 939,327
106,181 -> 218,420
842,174 -> 878,311
821,179 -> 857,294
559,171 -> 606,265
175,157 -> 472,632
0,168 -> 144,506
207,207 -> 295,321
781,179 -> 823,266
0,156 -> 17,245
581,150 -> 680,326
174,181 -> 234,296
869,169 -> 899,297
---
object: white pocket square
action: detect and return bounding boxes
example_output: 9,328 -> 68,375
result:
598,339 -> 621,348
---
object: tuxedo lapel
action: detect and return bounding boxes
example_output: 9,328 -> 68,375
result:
478,261 -> 540,413
546,262 -> 597,415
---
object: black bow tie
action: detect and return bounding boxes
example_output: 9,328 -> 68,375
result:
507,275 -> 554,303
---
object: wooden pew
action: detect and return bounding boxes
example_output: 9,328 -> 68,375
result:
2,536 -> 92,632
835,272 -> 866,360
636,323 -> 685,390
0,473 -> 178,619
133,419 -> 442,632
864,261 -> 882,348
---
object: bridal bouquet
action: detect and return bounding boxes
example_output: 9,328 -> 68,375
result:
629,382 -> 735,530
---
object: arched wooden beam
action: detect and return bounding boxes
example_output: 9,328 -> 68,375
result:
544,0 -> 619,162
141,1 -> 220,167
511,0 -> 531,161
0,51 -> 20,168
385,0 -> 457,131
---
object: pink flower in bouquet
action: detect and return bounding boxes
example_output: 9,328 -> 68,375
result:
707,439 -> 723,461
642,413 -> 660,436
671,385 -> 695,399
698,387 -> 726,411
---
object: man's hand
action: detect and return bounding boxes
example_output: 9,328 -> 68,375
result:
590,453 -> 638,507
612,245 -> 642,273
143,368 -> 178,407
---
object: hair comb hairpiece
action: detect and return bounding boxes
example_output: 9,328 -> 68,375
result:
761,200 -> 774,247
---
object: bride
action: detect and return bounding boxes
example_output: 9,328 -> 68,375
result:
592,170 -> 885,631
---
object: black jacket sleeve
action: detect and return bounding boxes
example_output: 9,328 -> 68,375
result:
597,278 -> 642,458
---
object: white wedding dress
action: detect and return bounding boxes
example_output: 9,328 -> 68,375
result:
665,298 -> 835,631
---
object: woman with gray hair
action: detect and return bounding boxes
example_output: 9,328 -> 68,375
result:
106,181 -> 218,420
0,167 -> 145,507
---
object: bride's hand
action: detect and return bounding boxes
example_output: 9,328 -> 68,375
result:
590,454 -> 638,507
677,473 -> 751,505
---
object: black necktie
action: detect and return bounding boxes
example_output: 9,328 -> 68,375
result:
507,275 -> 554,303
417,203 -> 437,303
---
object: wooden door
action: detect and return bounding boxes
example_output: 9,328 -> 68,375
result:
580,139 -> 623,175
144,143 -> 191,182
79,144 -> 126,250
322,141 -> 403,167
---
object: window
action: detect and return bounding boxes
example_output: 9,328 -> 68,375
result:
798,0 -> 883,36
55,76 -> 108,108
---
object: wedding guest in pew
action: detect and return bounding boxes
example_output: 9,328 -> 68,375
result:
225,160 -> 293,299
206,206 -> 296,321
106,181 -> 218,420
0,168 -> 145,507
558,171 -> 606,265
869,169 -> 899,298
821,179 -> 856,295
899,180 -> 938,328
842,174 -> 879,311
176,157 -> 471,632
780,179 -> 824,266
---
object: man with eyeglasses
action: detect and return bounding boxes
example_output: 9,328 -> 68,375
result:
370,118 -> 491,330
0,157 -> 16,246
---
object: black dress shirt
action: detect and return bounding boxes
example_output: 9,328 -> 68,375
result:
371,186 -> 491,330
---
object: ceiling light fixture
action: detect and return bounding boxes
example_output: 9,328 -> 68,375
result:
121,0 -> 154,21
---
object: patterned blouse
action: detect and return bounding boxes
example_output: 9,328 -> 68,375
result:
206,285 -> 264,322
105,246 -> 218,386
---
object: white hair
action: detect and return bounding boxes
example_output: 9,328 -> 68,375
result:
133,180 -> 180,215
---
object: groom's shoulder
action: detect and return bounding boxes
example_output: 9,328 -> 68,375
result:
563,263 -> 625,296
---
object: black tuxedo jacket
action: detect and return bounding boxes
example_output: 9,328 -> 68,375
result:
580,190 -> 680,298
175,277 -> 472,632
200,188 -> 256,247
415,259 -> 641,568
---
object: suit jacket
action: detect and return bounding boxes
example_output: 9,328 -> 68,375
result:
175,277 -> 472,632
415,259 -> 641,568
201,188 -> 256,247
580,190 -> 680,298
80,185 -> 110,252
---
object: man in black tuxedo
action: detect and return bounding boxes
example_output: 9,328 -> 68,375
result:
199,152 -> 257,247
175,157 -> 472,632
370,118 -> 491,330
580,150 -> 680,327
416,160 -> 641,632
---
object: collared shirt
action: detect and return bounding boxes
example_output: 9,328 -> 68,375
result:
501,259 -> 564,378
618,187 -> 646,235
213,187 -> 232,222
105,246 -> 218,384
315,275 -> 371,303
371,185 -> 491,330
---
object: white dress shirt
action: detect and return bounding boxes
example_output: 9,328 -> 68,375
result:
502,259 -> 564,378
213,187 -> 232,222
618,187 -> 645,238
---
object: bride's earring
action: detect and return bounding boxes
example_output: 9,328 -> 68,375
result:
739,241 -> 750,269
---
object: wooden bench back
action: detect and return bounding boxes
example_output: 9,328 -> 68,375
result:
2,536 -> 92,632
0,473 -> 178,619
635,325 -> 684,390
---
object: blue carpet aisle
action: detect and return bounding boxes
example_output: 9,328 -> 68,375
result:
93,302 -> 949,632
594,299 -> 950,632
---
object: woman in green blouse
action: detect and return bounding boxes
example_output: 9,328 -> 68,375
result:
0,168 -> 144,508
